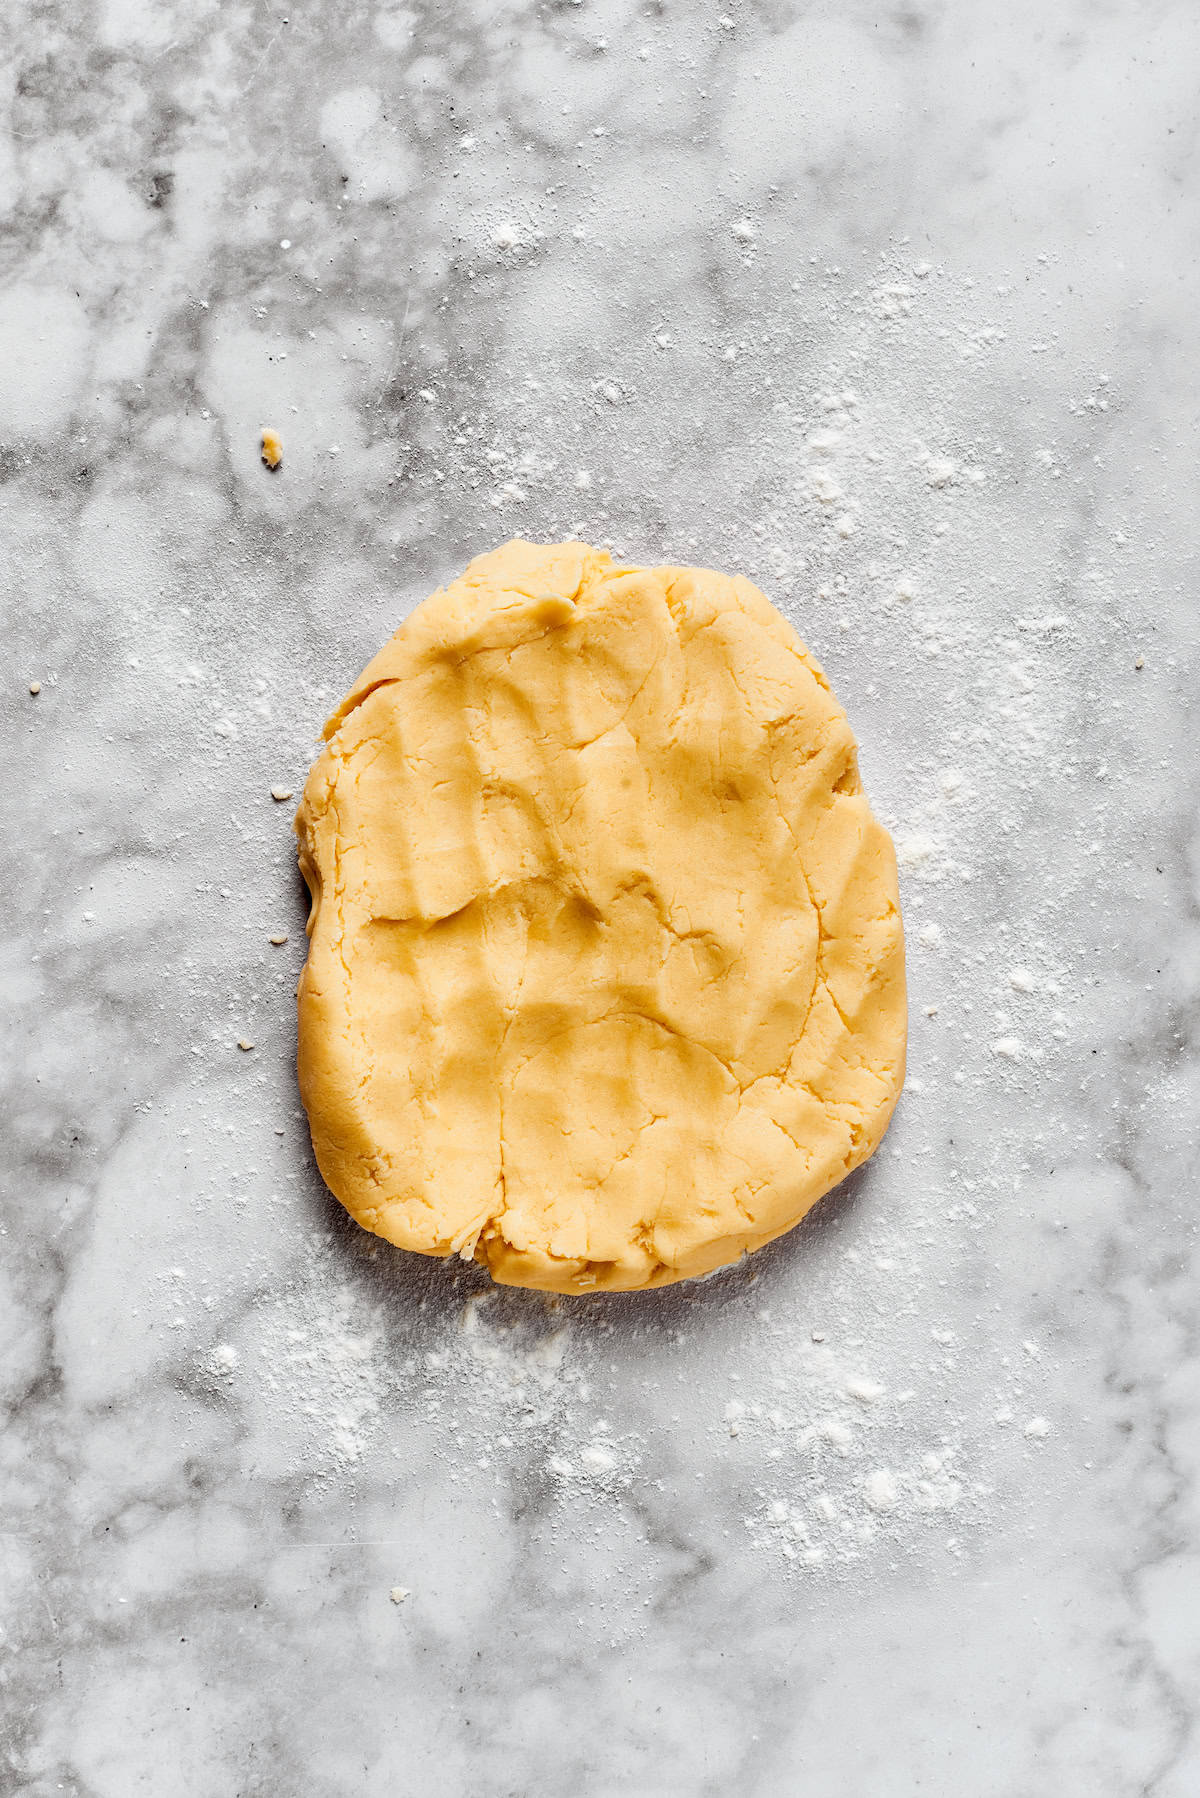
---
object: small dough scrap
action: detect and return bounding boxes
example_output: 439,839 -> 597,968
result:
295,540 -> 906,1293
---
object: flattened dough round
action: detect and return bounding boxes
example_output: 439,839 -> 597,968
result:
296,540 -> 905,1293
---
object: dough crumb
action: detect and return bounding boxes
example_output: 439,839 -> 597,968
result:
29,680 -> 41,695
237,1039 -> 254,1052
389,1586 -> 411,1604
270,785 -> 294,802
261,428 -> 283,470
269,933 -> 289,946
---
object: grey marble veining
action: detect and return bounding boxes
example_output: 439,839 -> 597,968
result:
3,1 -> 1200,1793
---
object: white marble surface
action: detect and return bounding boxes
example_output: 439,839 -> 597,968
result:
4,0 -> 1200,1792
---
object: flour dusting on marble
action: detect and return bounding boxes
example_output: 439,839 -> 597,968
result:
169,250 -> 1121,1577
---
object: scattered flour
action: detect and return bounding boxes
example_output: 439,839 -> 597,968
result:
165,243 -> 1112,1576
190,1221 -> 1057,1579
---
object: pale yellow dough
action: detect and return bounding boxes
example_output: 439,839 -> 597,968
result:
295,540 -> 906,1293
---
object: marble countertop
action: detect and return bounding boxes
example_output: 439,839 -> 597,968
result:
4,1 -> 1199,1793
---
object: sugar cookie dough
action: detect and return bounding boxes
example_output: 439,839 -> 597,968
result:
296,540 -> 905,1293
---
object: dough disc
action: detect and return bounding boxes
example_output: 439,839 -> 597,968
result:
295,540 -> 906,1293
